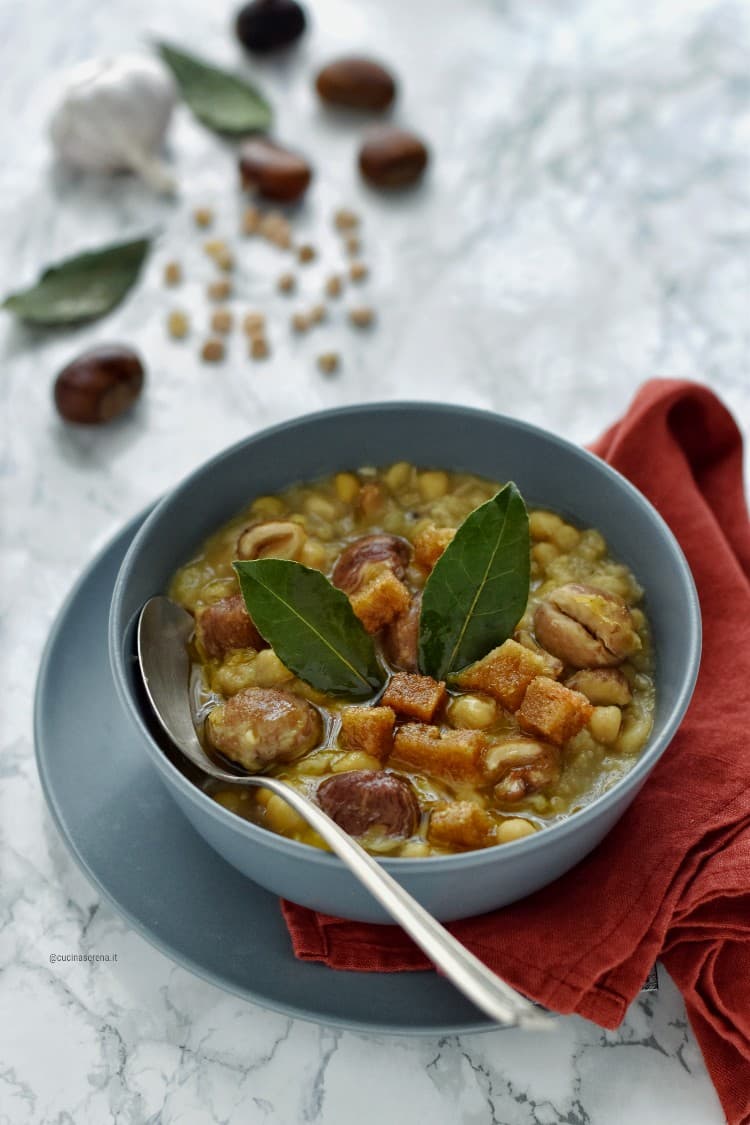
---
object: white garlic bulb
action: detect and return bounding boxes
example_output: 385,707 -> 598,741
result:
50,54 -> 177,193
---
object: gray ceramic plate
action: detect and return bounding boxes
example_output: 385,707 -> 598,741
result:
34,509 -> 500,1035
35,510 -> 657,1032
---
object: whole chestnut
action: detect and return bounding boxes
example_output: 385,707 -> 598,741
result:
317,770 -> 419,838
235,0 -> 306,53
316,57 -> 396,112
359,127 -> 429,190
53,344 -> 144,425
239,137 -> 312,203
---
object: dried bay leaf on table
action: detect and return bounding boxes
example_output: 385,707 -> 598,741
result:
157,42 -> 272,135
2,237 -> 151,325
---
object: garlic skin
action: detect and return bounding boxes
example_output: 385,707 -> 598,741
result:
50,55 -> 177,194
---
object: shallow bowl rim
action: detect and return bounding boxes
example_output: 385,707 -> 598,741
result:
109,400 -> 702,873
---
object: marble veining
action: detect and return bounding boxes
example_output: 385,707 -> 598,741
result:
2,0 -> 747,1120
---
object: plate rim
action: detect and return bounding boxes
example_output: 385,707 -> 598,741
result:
33,507 -> 500,1037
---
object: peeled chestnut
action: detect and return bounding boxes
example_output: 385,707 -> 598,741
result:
534,583 -> 641,669
239,137 -> 312,203
53,344 -> 144,425
235,0 -> 306,53
236,520 -> 306,561
316,57 -> 396,112
195,595 -> 267,660
207,687 -> 322,773
359,127 -> 429,190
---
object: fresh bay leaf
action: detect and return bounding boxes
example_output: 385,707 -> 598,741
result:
157,42 -> 272,135
2,237 -> 150,325
234,558 -> 385,700
418,483 -> 530,680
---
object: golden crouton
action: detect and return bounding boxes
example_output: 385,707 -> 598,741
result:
392,724 -> 486,782
413,524 -> 455,570
456,639 -> 548,711
429,801 -> 497,850
516,676 -> 593,746
349,564 -> 411,633
339,706 -> 395,763
382,671 -> 447,722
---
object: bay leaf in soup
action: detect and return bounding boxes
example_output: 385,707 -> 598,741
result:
418,483 -> 530,680
157,42 -> 272,135
234,558 -> 385,699
2,237 -> 150,325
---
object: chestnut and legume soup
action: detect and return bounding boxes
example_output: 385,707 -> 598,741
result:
169,463 -> 655,856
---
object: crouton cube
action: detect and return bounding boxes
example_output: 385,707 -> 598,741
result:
413,524 -> 455,570
349,564 -> 411,633
456,639 -> 548,711
428,801 -> 497,850
382,671 -> 447,722
339,706 -> 395,763
517,676 -> 593,746
392,724 -> 486,782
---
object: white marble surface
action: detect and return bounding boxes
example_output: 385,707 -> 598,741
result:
2,0 -> 748,1120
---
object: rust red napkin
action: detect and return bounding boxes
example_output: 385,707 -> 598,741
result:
282,380 -> 750,1125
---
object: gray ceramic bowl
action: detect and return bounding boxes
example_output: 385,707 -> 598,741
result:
109,403 -> 700,923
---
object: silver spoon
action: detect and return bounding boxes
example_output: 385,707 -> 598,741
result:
137,596 -> 553,1031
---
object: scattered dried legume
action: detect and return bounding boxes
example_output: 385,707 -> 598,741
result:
243,311 -> 266,336
250,336 -> 270,359
207,279 -> 232,301
201,337 -> 225,362
317,351 -> 340,374
164,261 -> 182,286
334,208 -> 359,231
325,274 -> 343,298
167,309 -> 190,339
211,308 -> 233,334
241,205 -> 261,235
194,207 -> 214,228
349,305 -> 374,328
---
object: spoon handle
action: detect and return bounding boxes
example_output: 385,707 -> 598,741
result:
254,776 -> 553,1031
137,597 -> 551,1030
